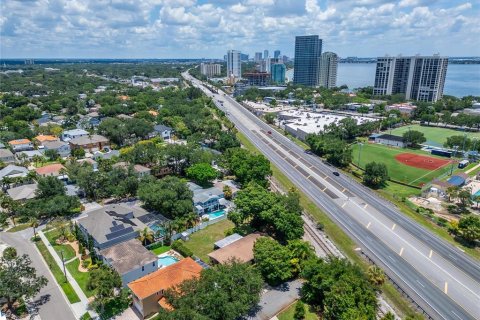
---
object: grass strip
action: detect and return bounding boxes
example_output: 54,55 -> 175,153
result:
66,258 -> 94,298
35,240 -> 81,303
237,131 -> 417,317
6,223 -> 30,233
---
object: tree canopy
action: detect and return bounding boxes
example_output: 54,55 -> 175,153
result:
363,162 -> 389,188
222,148 -> 271,187
186,163 -> 217,187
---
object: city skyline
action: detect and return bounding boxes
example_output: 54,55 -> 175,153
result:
1,1 -> 479,59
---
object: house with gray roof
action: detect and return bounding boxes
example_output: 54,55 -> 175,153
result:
42,140 -> 71,158
77,204 -> 165,250
0,165 -> 29,181
187,182 -> 225,214
15,150 -> 44,161
6,183 -> 38,201
149,124 -> 173,140
0,149 -> 15,164
62,129 -> 89,142
99,238 -> 158,286
69,134 -> 110,152
93,149 -> 119,160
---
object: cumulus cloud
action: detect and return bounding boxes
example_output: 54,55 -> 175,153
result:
0,0 -> 478,58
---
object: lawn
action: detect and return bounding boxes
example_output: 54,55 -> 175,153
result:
150,245 -> 171,255
6,223 -> 31,233
182,219 -> 234,262
66,258 -> 95,298
277,301 -> 319,320
388,124 -> 480,147
35,240 -> 81,303
352,142 -> 452,186
44,229 -> 77,261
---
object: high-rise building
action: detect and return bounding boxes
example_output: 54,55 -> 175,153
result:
255,52 -> 262,62
319,52 -> 338,89
260,58 -> 272,73
293,35 -> 322,86
264,50 -> 269,59
200,63 -> 221,77
227,50 -> 242,79
274,50 -> 281,59
271,63 -> 286,84
240,53 -> 249,61
373,54 -> 448,102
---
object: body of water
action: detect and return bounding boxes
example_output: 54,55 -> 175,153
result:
286,63 -> 480,97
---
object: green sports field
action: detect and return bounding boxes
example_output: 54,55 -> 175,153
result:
352,143 -> 453,186
388,125 -> 480,147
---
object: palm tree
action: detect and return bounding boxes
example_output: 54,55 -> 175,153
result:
31,218 -> 39,240
446,186 -> 459,202
367,265 -> 386,287
185,212 -> 198,229
138,227 -> 154,246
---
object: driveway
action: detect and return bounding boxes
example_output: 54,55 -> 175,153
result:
0,228 -> 76,320
247,279 -> 302,320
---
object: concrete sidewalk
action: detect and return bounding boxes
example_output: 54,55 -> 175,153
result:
38,230 -> 96,319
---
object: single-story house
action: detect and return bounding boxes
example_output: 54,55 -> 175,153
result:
149,124 -> 173,140
374,134 -> 405,148
77,158 -> 98,171
447,173 -> 469,187
92,149 -> 119,160
8,139 -> 34,152
0,149 -> 15,164
69,134 -> 110,152
187,182 -> 225,214
128,257 -> 203,318
77,204 -> 152,250
213,233 -> 243,249
35,163 -> 66,178
99,238 -> 158,287
34,135 -> 58,144
113,162 -> 151,177
42,140 -> 71,158
423,179 -> 451,199
0,165 -> 29,181
62,129 -> 89,142
15,150 -> 43,161
208,233 -> 262,265
6,183 -> 38,201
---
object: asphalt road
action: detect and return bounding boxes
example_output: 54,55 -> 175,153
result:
0,229 -> 76,320
184,72 -> 480,320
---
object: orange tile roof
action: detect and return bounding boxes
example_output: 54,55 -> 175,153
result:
35,163 -> 66,176
158,297 -> 174,311
148,110 -> 159,116
35,135 -> 57,142
128,257 -> 202,299
119,95 -> 130,101
9,139 -> 31,145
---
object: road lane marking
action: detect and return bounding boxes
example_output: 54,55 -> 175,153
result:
366,222 -> 371,229
342,188 -> 346,192
391,224 -> 396,231
416,280 -> 425,288
341,202 -> 346,208
444,282 -> 448,294
363,204 -> 368,209
307,175 -> 310,179
322,187 -> 327,191
399,247 -> 404,256
429,250 -> 433,258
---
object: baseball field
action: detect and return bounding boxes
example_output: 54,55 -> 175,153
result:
352,142 -> 454,187
388,124 -> 480,147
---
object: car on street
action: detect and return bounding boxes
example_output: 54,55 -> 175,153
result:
305,149 -> 313,155
332,171 -> 340,176
267,130 -> 272,134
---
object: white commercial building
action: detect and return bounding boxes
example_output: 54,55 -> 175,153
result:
200,63 -> 221,77
227,50 -> 242,79
279,110 -> 377,140
319,52 -> 338,89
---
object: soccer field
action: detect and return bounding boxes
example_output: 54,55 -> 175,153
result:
352,143 -> 453,186
388,125 -> 480,147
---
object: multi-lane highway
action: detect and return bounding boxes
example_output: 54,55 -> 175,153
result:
183,72 -> 480,320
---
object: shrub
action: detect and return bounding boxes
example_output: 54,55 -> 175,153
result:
171,240 -> 193,257
294,301 -> 306,320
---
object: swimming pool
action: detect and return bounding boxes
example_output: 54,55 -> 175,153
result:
158,255 -> 179,267
208,210 -> 225,220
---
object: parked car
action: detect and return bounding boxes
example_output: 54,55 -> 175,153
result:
267,130 -> 272,134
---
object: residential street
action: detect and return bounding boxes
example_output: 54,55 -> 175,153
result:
0,228 -> 76,320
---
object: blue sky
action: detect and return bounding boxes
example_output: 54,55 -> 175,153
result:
1,0 -> 479,58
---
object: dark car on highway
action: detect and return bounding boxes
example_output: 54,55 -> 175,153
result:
332,171 -> 340,176
305,150 -> 313,155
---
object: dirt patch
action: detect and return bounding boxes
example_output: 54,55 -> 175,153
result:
65,241 -> 89,273
395,153 -> 451,170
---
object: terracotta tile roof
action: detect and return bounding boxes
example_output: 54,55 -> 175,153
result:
35,135 -> 58,142
128,257 -> 202,299
158,297 -> 174,311
208,233 -> 262,264
9,139 -> 31,145
35,163 -> 66,176
148,110 -> 159,116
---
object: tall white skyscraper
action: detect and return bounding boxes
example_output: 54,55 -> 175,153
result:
319,52 -> 338,89
227,50 -> 242,78
200,63 -> 221,77
374,54 -> 448,102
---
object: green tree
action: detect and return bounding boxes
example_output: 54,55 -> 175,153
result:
87,265 -> 122,314
458,215 -> 480,243
186,163 -> 217,187
402,130 -> 426,148
214,132 -> 240,152
223,185 -> 233,200
253,237 -> 293,285
222,148 -> 271,187
98,117 -> 127,146
36,175 -> 66,198
137,176 -> 193,219
294,301 -> 306,320
363,162 -> 389,188
162,260 -> 263,320
367,265 -> 386,287
264,113 -> 276,124
381,311 -> 395,320
139,227 -> 154,246
0,252 -> 48,311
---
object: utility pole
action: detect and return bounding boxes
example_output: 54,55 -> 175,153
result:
450,146 -> 459,175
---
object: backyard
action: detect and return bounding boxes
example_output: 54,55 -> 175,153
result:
352,142 -> 453,186
388,124 -> 480,147
182,218 -> 235,262
277,301 -> 319,320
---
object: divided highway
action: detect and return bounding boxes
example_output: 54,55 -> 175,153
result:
183,72 -> 480,320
